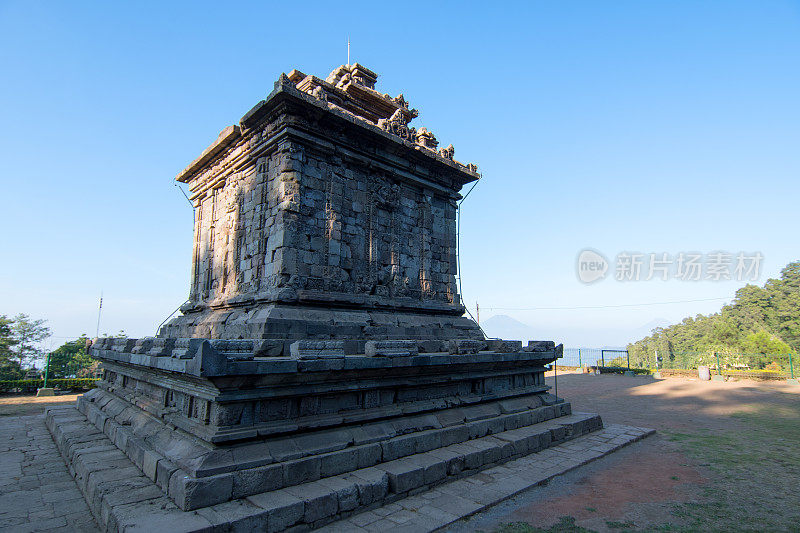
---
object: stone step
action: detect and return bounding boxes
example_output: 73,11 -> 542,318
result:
319,423 -> 656,532
75,388 -> 578,510
45,405 -> 602,532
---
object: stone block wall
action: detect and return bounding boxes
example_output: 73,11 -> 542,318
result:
187,137 -> 460,309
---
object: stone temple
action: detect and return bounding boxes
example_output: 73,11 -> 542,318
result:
45,63 -> 616,532
162,62 -> 483,346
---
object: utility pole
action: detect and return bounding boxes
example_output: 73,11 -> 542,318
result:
36,351 -> 54,397
476,302 -> 480,325
43,352 -> 50,389
95,291 -> 103,338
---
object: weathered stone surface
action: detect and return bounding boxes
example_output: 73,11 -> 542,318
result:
448,339 -> 487,354
232,464 -> 283,499
169,470 -> 234,511
112,338 -> 136,353
523,340 -> 556,352
486,339 -> 523,353
289,340 -> 346,359
378,458 -> 424,494
317,476 -> 359,512
343,468 -> 389,506
417,339 -> 446,353
254,340 -> 284,357
284,481 -> 338,523
131,338 -> 153,354
147,338 -> 175,357
247,490 -> 304,532
364,340 -> 419,357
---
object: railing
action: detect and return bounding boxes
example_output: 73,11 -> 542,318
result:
656,352 -> 796,380
559,348 -> 797,380
561,348 -> 631,368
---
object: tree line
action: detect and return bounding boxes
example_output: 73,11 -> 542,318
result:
0,314 -> 100,381
628,261 -> 800,370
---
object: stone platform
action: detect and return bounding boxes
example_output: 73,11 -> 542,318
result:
42,335 -> 631,531
83,337 -> 570,506
45,403 -> 652,532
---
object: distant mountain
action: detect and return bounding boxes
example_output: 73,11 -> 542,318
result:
480,314 -> 536,342
479,315 -> 674,348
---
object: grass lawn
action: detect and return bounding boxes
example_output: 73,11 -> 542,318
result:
664,404 -> 800,530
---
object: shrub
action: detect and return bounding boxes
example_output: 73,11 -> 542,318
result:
0,377 -> 99,393
596,366 -> 653,375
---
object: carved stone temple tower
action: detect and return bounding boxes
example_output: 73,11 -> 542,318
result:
160,63 -> 484,349
47,64 -> 607,532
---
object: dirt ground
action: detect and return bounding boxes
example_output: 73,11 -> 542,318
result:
0,393 -> 81,417
450,374 -> 800,532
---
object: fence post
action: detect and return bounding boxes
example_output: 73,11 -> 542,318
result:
43,352 -> 51,389
578,348 -> 582,368
626,350 -> 631,370
715,352 -> 721,376
601,350 -> 605,368
790,352 -> 795,380
554,359 -> 558,399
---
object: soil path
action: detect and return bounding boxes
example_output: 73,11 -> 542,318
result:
0,394 -> 82,417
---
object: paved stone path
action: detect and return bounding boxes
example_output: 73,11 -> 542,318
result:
0,414 -> 98,533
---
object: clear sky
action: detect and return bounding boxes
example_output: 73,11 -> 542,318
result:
1,1 -> 798,350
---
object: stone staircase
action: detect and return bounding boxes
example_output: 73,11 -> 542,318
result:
46,403 -> 603,532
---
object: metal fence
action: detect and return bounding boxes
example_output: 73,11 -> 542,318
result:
560,348 -> 631,368
558,348 -> 798,381
657,352 -> 797,380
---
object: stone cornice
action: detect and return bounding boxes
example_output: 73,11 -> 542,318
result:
177,70 -> 480,187
176,125 -> 241,183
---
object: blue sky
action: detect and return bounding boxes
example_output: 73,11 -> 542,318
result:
1,1 -> 799,349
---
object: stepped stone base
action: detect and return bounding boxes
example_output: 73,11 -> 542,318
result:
53,337 -> 628,531
83,338 -> 569,508
44,404 -> 636,532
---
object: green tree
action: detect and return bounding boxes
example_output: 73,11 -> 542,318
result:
0,315 -> 22,380
628,260 -> 800,367
48,335 -> 97,378
11,314 -> 51,370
